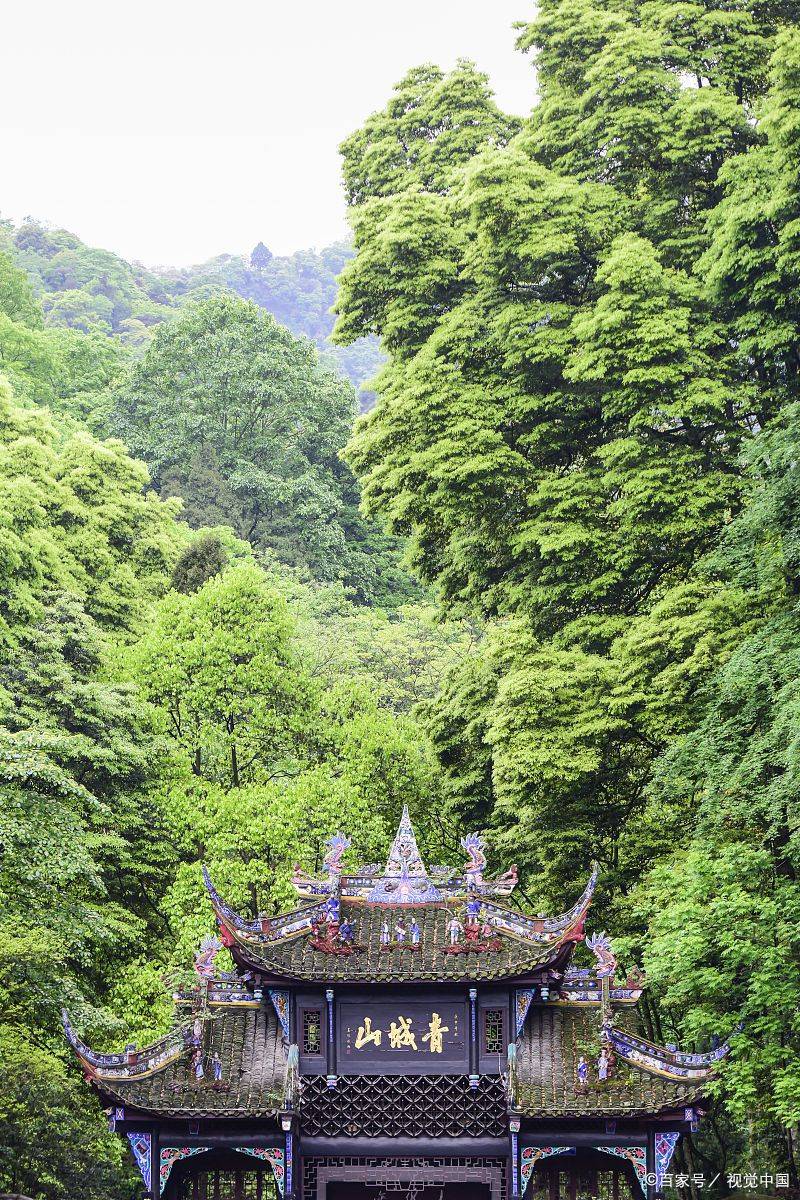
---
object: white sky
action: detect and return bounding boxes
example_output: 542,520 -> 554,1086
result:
0,1 -> 536,268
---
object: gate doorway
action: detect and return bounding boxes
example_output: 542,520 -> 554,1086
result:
175,1167 -> 278,1200
306,1157 -> 506,1200
529,1162 -> 638,1200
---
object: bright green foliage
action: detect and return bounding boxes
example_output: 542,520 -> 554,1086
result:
125,562 -> 441,969
0,1029 -> 135,1198
335,3 -> 800,1174
0,310 -> 59,406
340,60 -> 520,205
0,230 -> 443,1197
339,142 -> 758,632
516,0 -> 759,265
0,245 -> 129,417
334,188 -> 467,356
703,30 -> 800,422
6,0 -> 800,1189
0,378 -> 181,644
0,363 -> 444,1193
133,565 -> 314,790
110,293 -> 418,606
293,590 -> 474,715
0,250 -> 43,328
341,148 -> 749,627
639,613 -> 800,1160
162,241 -> 385,401
0,373 -> 188,1196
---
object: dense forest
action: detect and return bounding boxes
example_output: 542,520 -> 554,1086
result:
0,217 -> 383,403
2,7 -> 800,1200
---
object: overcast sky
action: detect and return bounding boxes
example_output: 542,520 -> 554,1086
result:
0,1 -> 536,268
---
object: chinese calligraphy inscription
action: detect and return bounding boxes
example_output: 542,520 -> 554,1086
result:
340,1001 -> 467,1075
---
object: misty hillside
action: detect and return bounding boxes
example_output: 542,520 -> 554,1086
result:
0,216 -> 383,405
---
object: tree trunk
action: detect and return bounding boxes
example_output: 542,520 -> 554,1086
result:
231,741 -> 240,789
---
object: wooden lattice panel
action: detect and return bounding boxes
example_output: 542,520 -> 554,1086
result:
300,1074 -> 507,1137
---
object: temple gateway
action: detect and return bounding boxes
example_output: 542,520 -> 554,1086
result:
65,807 -> 730,1200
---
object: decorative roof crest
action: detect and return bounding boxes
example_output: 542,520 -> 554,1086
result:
384,805 -> 427,878
194,935 -> 222,980
323,833 -> 351,883
367,805 -> 442,903
461,832 -> 487,889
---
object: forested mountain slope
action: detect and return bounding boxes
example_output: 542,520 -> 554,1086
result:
0,216 -> 382,403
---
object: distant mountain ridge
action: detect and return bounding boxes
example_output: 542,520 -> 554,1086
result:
0,217 -> 382,406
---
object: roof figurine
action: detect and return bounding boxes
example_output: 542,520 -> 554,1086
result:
587,931 -> 618,979
291,832 -> 352,898
194,934 -> 222,980
461,832 -> 487,889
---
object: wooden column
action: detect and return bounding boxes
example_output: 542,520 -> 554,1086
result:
150,1128 -> 159,1200
509,1117 -> 521,1199
647,1128 -> 656,1200
325,988 -> 337,1088
469,987 -> 479,1087
284,1127 -> 297,1200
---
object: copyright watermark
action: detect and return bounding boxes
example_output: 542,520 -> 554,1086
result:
647,1174 -> 791,1189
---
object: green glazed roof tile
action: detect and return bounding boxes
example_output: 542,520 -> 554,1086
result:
515,1006 -> 704,1118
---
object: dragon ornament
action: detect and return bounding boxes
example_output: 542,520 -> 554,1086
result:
587,932 -> 618,980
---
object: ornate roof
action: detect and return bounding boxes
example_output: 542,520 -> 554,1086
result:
63,1000 -> 721,1122
63,1005 -> 287,1119
289,807 -> 521,904
513,1008 -> 711,1119
214,898 -> 590,984
62,806 -> 730,1124
204,808 -> 599,984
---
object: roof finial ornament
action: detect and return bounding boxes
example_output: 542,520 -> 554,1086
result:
587,932 -> 618,980
367,806 -> 443,904
384,805 -> 427,878
461,833 -> 487,890
194,935 -> 222,980
323,833 -> 351,887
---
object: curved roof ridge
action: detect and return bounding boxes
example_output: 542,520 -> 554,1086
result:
65,1007 -> 288,1120
609,1023 -> 734,1082
205,859 -> 599,947
62,1009 -> 190,1082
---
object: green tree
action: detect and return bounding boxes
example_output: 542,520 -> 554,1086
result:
340,60 -> 520,205
133,564 -> 314,790
170,529 -> 232,593
250,241 -> 273,269
0,377 -> 186,1199
127,561 -> 440,965
333,9 -> 800,1174
638,614 -> 800,1179
0,250 -> 43,328
111,293 -> 418,605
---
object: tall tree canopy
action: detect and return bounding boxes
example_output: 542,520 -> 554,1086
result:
110,293 -> 418,606
334,8 -> 800,1179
